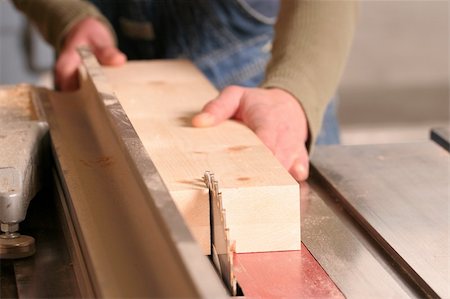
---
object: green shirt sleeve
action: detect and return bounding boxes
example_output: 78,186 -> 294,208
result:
12,0 -> 115,53
262,0 -> 358,151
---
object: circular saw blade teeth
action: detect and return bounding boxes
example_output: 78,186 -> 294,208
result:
203,171 -> 237,296
222,210 -> 227,228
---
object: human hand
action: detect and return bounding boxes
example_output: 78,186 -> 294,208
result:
56,17 -> 127,91
192,86 -> 310,181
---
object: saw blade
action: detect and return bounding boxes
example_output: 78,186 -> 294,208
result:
204,171 -> 237,296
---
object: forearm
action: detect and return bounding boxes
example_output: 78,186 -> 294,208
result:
262,0 -> 358,150
12,0 -> 113,52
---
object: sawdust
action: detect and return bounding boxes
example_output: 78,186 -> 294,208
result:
0,84 -> 38,122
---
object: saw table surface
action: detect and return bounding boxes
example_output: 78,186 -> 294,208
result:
4,146 -> 447,298
312,142 -> 449,298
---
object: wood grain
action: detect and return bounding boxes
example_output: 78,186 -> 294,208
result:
0,85 -> 37,121
32,63 -> 227,297
103,60 -> 300,253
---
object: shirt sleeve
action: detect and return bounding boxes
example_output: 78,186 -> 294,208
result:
12,0 -> 115,53
261,0 -> 358,151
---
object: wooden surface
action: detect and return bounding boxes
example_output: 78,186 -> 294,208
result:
103,60 -> 300,253
33,64 -> 227,297
0,85 -> 37,121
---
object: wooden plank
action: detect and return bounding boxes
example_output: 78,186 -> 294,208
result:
0,85 -> 37,121
33,63 -> 227,297
103,60 -> 300,253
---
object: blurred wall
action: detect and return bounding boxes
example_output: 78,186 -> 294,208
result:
338,1 -> 449,144
0,0 -> 53,85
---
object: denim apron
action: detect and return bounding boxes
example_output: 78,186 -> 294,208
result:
89,0 -> 339,144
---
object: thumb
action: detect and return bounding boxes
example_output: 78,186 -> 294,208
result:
192,85 -> 245,127
95,46 -> 127,66
289,145 -> 310,181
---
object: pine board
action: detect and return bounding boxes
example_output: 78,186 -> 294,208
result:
0,85 -> 37,121
103,60 -> 300,253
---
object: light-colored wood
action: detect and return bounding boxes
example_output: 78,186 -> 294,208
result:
103,60 -> 300,253
33,62 -> 227,297
0,85 -> 37,121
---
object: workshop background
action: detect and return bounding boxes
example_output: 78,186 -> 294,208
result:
0,0 -> 448,143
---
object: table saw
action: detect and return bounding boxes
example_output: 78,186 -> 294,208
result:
1,49 -> 449,298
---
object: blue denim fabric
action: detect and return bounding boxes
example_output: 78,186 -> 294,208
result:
316,97 -> 340,145
90,0 -> 279,88
89,0 -> 339,144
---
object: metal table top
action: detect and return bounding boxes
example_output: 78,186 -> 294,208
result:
312,142 -> 449,298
